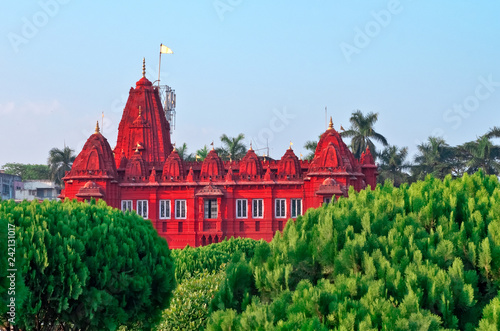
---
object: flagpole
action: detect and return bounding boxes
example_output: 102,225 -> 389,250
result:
158,44 -> 162,87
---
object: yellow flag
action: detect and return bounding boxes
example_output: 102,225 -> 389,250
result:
160,44 -> 173,54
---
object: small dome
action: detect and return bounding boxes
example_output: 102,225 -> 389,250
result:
136,76 -> 152,87
83,181 -> 99,189
322,177 -> 337,186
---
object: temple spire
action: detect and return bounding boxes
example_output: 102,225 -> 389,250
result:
95,121 -> 100,134
328,116 -> 333,130
142,58 -> 146,77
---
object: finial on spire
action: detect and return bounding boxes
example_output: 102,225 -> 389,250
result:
249,141 -> 253,150
172,142 -> 176,151
95,121 -> 100,134
210,141 -> 215,151
289,141 -> 293,149
328,116 -> 333,130
142,58 -> 146,77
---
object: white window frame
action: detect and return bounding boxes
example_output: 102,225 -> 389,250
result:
204,199 -> 218,219
252,199 -> 263,219
137,200 -> 148,219
159,200 -> 171,219
275,199 -> 286,218
291,199 -> 302,218
175,200 -> 187,219
236,199 -> 248,219
121,200 -> 132,212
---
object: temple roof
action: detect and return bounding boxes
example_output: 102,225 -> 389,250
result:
360,146 -> 376,166
163,148 -> 185,180
239,148 -> 263,178
67,122 -> 117,179
277,147 -> 301,177
315,177 -> 347,196
200,149 -> 225,179
309,117 -> 360,174
114,59 -> 173,170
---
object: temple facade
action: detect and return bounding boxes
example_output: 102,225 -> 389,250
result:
60,63 -> 378,249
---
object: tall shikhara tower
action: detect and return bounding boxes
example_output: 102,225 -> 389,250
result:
114,58 -> 173,171
61,60 -> 378,249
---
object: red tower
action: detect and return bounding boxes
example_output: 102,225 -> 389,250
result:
114,58 -> 173,171
60,62 -> 378,249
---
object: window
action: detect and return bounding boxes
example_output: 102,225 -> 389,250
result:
159,200 -> 171,219
137,200 -> 148,219
239,221 -> 244,232
236,199 -> 248,218
2,185 -> 9,195
255,221 -> 260,232
162,221 -> 167,233
291,199 -> 302,218
178,222 -> 183,233
252,199 -> 263,218
323,197 -> 331,205
204,199 -> 217,219
275,199 -> 286,218
175,200 -> 186,219
121,200 -> 132,212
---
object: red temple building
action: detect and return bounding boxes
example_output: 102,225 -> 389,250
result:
60,62 -> 378,249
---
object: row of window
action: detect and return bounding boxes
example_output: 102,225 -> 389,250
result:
121,198 -> 302,219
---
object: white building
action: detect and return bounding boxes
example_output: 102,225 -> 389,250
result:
15,180 -> 61,201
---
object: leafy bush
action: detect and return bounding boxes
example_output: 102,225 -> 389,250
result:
0,199 -> 175,331
206,172 -> 500,330
158,268 -> 225,331
172,237 -> 260,282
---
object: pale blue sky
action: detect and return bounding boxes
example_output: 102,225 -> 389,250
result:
1,1 -> 499,166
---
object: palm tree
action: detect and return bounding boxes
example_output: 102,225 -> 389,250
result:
195,145 -> 209,161
303,140 -> 318,160
340,110 -> 388,159
176,143 -> 194,161
48,146 -> 76,186
412,136 -> 455,180
377,145 -> 411,186
218,133 -> 246,161
458,136 -> 500,175
486,126 -> 500,139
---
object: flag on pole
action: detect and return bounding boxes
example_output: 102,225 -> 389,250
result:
160,44 -> 173,54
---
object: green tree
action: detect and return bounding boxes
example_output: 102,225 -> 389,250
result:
217,133 -> 247,161
47,146 -> 76,186
176,143 -> 194,161
412,136 -> 455,180
377,145 -> 410,186
196,145 -> 209,161
158,269 -> 225,331
1,199 -> 175,330
303,140 -> 318,161
485,126 -> 500,140
203,171 -> 500,330
340,110 -> 388,159
458,135 -> 500,175
1,163 -> 50,180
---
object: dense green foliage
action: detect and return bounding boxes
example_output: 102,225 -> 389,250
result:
205,172 -> 500,330
0,199 -> 175,331
171,237 -> 259,282
1,163 -> 50,180
158,268 -> 225,331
